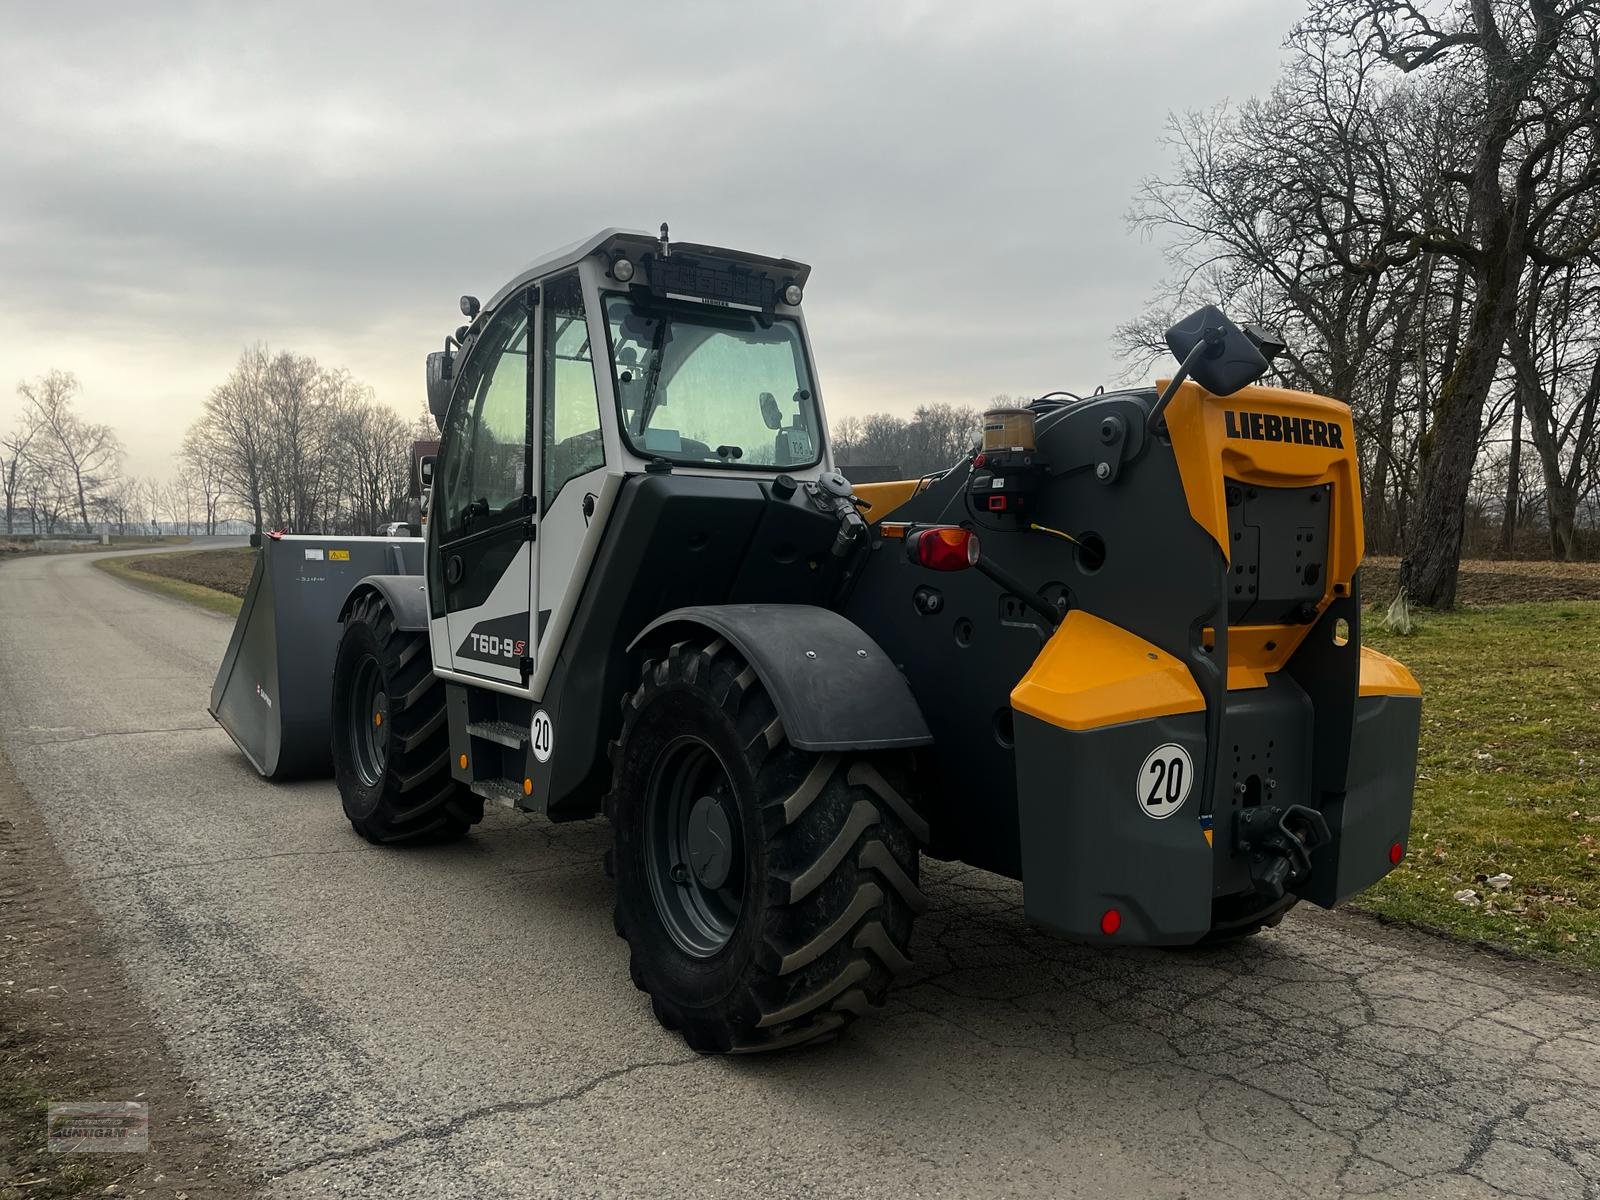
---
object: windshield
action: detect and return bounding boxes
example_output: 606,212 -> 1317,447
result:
604,294 -> 822,468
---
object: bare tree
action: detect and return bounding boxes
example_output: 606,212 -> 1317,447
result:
1304,0 -> 1600,603
1510,257 -> 1600,555
1123,0 -> 1600,589
18,371 -> 123,534
1,408 -> 40,535
187,345 -> 417,536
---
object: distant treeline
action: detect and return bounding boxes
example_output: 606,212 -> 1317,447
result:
831,398 -> 1026,481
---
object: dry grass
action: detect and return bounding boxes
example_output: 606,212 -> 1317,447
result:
93,553 -> 245,617
1363,555 -> 1600,605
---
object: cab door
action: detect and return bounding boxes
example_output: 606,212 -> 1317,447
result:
532,272 -> 609,672
427,289 -> 538,688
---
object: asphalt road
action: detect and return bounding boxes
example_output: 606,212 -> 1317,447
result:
2,544 -> 1598,1199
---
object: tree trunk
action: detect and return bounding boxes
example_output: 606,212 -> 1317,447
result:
1367,295 -> 1416,555
72,466 -> 92,534
1499,385 -> 1523,556
1548,484 -> 1578,559
1407,239 -> 1522,607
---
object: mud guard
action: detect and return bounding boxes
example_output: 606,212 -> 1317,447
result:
209,535 -> 423,779
630,604 -> 933,753
337,574 -> 429,630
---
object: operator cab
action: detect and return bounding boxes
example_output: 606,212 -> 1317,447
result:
420,227 -> 830,698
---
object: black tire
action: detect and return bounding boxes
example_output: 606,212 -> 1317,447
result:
606,635 -> 927,1054
331,592 -> 482,844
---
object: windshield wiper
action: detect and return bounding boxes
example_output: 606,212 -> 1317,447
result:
634,314 -> 671,436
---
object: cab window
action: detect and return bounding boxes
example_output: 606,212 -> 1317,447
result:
542,273 -> 605,508
436,299 -> 530,537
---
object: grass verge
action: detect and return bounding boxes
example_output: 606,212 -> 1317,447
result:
1362,602 -> 1600,971
93,554 -> 243,617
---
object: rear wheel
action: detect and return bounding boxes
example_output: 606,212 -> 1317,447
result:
331,592 -> 481,844
606,636 -> 927,1054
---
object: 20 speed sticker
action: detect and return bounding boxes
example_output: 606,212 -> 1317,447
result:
531,710 -> 554,764
1136,743 -> 1192,819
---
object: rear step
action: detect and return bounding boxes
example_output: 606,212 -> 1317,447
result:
467,720 -> 528,749
470,777 -> 525,809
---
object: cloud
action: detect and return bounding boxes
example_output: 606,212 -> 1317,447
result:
0,0 -> 1301,478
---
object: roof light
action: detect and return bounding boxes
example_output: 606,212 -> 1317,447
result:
783,282 -> 803,306
612,256 -> 635,283
906,526 -> 979,572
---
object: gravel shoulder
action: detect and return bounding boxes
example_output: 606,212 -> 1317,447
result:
0,743 -> 261,1199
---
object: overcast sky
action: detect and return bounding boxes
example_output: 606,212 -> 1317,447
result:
0,0 -> 1302,480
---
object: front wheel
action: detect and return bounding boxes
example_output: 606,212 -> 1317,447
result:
330,592 -> 482,844
606,636 -> 928,1054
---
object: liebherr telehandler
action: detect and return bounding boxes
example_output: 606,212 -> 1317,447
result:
211,227 -> 1422,1054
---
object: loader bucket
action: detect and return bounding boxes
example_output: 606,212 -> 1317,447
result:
209,534 -> 425,779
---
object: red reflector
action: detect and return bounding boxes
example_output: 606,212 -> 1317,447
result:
1100,909 -> 1121,936
987,495 -> 1008,511
972,453 -> 987,467
1389,842 -> 1404,865
908,526 -> 980,572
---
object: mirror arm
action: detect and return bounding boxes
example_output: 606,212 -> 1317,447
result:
1145,336 -> 1203,435
1146,330 -> 1223,433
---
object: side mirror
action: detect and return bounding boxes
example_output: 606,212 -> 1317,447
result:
1164,305 -> 1268,398
419,455 -> 435,488
426,351 -> 453,429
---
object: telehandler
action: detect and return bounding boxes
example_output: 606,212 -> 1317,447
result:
211,227 -> 1422,1053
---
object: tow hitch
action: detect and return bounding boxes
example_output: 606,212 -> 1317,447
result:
1236,804 -> 1332,901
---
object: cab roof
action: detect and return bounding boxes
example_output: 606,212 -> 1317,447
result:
487,228 -> 812,310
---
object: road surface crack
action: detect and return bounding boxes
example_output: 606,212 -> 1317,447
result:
82,846 -> 371,883
24,724 -> 217,745
265,1055 -> 699,1179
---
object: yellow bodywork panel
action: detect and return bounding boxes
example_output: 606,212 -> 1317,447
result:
1011,610 -> 1204,731
1163,379 -> 1365,684
1358,646 -> 1421,697
852,478 -> 926,521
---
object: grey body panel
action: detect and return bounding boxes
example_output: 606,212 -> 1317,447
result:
1303,693 -> 1421,907
338,574 -> 428,630
1014,680 -> 1417,943
842,389 -> 1225,877
1016,709 -> 1214,944
210,535 -> 423,779
631,604 -> 933,753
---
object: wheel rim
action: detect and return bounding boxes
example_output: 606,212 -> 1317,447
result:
644,735 -> 746,958
348,654 -> 389,788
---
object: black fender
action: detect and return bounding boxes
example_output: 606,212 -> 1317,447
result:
630,603 -> 933,753
338,574 -> 429,631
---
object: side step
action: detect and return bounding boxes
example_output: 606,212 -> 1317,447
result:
471,777 -> 525,810
466,720 -> 528,750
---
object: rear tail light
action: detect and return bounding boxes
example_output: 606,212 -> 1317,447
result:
906,526 -> 980,571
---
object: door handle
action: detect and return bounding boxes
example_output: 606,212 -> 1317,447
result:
445,554 -> 464,584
